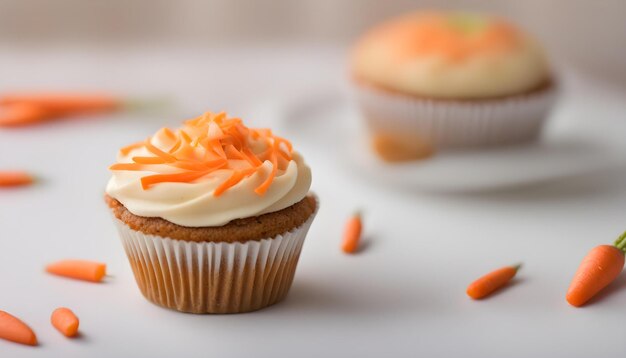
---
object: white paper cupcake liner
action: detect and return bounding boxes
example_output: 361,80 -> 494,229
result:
353,82 -> 558,149
113,204 -> 317,314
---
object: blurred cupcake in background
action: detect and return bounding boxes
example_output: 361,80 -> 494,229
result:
350,11 -> 557,162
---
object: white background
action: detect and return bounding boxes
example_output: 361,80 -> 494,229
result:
1,45 -> 626,358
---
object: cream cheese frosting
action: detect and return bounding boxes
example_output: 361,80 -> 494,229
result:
352,11 -> 550,99
106,112 -> 312,227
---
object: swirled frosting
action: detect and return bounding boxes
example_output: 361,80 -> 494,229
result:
106,112 -> 312,227
352,11 -> 550,99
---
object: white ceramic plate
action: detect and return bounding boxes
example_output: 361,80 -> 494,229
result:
266,84 -> 626,193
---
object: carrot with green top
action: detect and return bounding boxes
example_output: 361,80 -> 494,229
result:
46,259 -> 107,283
0,171 -> 34,187
0,311 -> 37,346
51,308 -> 80,338
566,231 -> 626,307
341,212 -> 363,254
467,264 -> 521,299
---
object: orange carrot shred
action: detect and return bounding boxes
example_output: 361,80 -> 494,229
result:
242,147 -> 263,167
132,156 -> 167,164
109,111 -> 295,196
46,259 -> 106,283
466,264 -> 521,299
180,130 -> 192,143
168,138 -> 182,154
342,212 -> 363,254
0,171 -> 34,187
109,163 -> 145,171
51,308 -> 79,338
162,127 -> 176,140
141,170 -> 210,190
145,141 -> 176,162
255,151 -> 277,195
213,171 -> 244,197
0,311 -> 37,346
119,141 -> 144,156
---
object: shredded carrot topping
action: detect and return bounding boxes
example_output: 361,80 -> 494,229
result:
109,111 -> 294,196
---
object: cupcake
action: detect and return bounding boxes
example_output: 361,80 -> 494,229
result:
105,111 -> 316,314
351,11 -> 557,161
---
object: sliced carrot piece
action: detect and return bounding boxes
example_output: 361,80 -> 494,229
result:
342,212 -> 363,254
0,311 -> 37,346
51,308 -> 79,338
0,171 -> 34,187
46,259 -> 106,283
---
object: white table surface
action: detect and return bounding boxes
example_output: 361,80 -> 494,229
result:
1,44 -> 626,358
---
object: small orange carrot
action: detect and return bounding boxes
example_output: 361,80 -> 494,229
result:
51,308 -> 79,338
341,212 -> 363,254
467,264 -> 521,299
46,259 -> 107,283
0,93 -> 121,116
0,171 -> 34,187
0,311 -> 37,346
566,232 -> 626,307
0,103 -> 51,127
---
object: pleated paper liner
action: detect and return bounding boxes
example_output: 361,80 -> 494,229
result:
114,204 -> 317,314
353,81 -> 558,150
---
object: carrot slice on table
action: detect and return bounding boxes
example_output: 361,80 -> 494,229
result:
0,93 -> 121,116
467,264 -> 521,299
0,171 -> 34,187
0,103 -> 51,127
341,212 -> 363,254
566,232 -> 626,307
51,308 -> 79,338
46,259 -> 107,283
0,311 -> 37,346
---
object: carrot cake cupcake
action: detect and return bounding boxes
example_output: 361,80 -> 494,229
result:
351,11 -> 557,161
105,111 -> 316,314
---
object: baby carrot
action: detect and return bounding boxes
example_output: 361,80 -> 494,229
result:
0,171 -> 34,187
341,212 -> 363,254
0,311 -> 37,346
46,259 -> 107,283
0,103 -> 51,127
51,308 -> 79,338
467,264 -> 521,299
566,232 -> 626,307
0,93 -> 121,116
